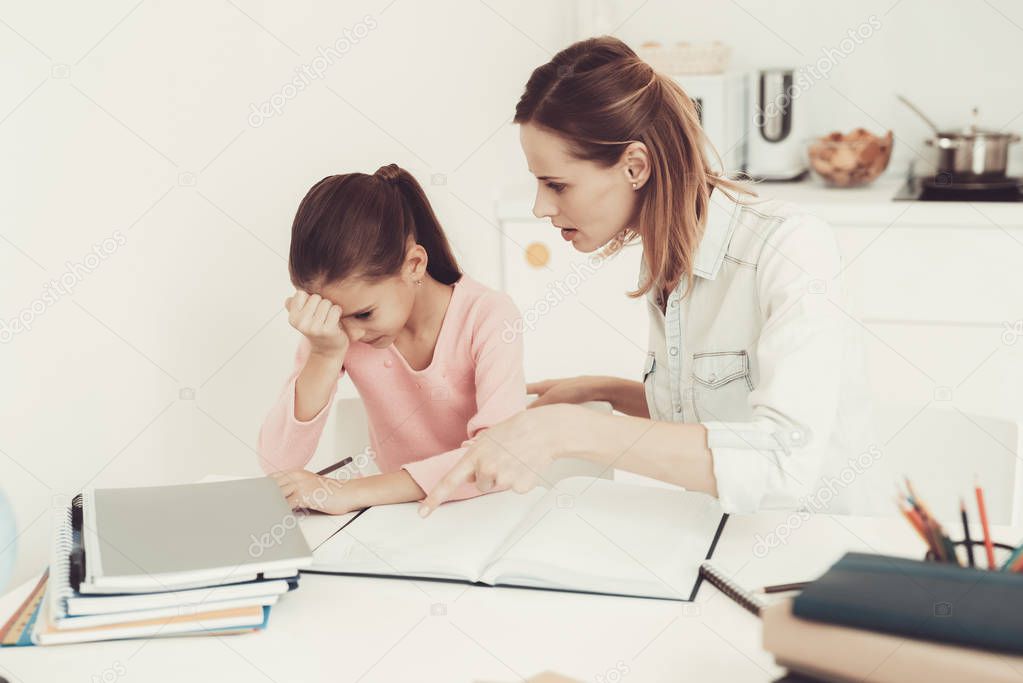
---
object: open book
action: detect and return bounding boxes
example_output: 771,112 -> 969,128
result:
309,476 -> 727,601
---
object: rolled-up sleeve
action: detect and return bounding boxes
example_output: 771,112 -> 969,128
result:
706,214 -> 846,513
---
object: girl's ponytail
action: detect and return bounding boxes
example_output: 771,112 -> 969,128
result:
289,164 -> 461,289
373,164 -> 461,285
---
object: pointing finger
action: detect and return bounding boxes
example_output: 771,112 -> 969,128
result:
418,451 -> 478,518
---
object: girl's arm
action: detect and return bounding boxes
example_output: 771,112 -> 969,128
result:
346,470 -> 425,507
260,291 -> 350,474
274,469 -> 425,515
258,337 -> 343,474
295,350 -> 344,421
276,290 -> 527,513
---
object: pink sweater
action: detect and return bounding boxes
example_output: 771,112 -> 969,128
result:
257,275 -> 527,501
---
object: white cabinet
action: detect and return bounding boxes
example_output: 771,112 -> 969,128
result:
498,220 -> 648,383
833,224 -> 1023,324
831,223 -> 1023,425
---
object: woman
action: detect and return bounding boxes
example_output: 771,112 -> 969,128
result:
419,36 -> 874,517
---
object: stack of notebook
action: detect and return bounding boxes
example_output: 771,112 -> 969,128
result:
762,552 -> 1023,683
1,477 -> 312,646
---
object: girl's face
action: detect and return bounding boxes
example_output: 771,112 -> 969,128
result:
315,276 -> 415,349
311,245 -> 426,349
519,122 -> 642,253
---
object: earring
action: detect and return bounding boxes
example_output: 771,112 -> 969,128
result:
631,182 -> 638,189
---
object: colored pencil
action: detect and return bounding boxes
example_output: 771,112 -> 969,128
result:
975,477 -> 997,570
960,498 -> 975,568
1000,543 -> 1023,572
905,480 -> 961,564
906,483 -> 946,561
897,497 -> 930,546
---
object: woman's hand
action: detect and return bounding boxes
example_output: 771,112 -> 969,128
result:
270,470 -> 359,515
532,376 -> 650,418
527,377 -> 603,408
418,404 -> 585,517
285,290 -> 349,362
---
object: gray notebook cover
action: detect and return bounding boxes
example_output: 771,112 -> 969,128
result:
83,477 -> 312,591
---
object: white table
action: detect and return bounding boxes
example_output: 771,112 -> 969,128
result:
1,512 -> 1013,683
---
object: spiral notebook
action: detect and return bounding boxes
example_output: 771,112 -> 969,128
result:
77,477 -> 312,594
698,561 -> 766,616
2,478 -> 312,646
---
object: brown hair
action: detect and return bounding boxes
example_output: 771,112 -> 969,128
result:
514,36 -> 753,299
289,163 -> 461,290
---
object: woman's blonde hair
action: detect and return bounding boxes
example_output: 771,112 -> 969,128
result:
514,36 -> 754,299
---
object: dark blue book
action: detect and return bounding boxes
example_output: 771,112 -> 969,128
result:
793,552 -> 1023,654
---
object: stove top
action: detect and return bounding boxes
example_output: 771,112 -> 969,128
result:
893,173 -> 1023,202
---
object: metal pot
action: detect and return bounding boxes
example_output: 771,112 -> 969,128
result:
897,96 -> 1021,180
926,126 -> 1021,179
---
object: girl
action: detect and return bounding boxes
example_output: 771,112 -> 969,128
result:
421,37 -> 874,517
258,163 -> 527,514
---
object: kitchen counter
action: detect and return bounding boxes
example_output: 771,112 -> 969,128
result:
496,172 -> 1023,229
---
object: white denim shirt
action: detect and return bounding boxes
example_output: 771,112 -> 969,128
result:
643,188 -> 876,515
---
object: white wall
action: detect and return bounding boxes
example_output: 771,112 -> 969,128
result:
0,0 -> 574,589
2,0 -> 1022,589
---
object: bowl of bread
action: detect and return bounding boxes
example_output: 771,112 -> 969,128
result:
807,128 -> 893,187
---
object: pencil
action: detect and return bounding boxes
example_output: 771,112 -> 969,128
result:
905,485 -> 946,561
897,498 -> 930,545
904,497 -> 943,560
974,477 -> 996,570
316,456 -> 354,477
1011,552 -> 1023,573
940,532 -> 961,567
960,498 -> 975,568
905,478 -> 936,520
761,581 -> 811,594
1000,543 -> 1023,571
925,518 -> 948,562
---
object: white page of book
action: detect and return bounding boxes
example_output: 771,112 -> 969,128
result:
311,487 -> 548,581
480,477 -> 724,600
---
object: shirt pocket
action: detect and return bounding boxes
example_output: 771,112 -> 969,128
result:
690,350 -> 754,422
642,351 -> 660,421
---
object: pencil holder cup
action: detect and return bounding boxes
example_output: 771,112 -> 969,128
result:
924,539 -> 1017,568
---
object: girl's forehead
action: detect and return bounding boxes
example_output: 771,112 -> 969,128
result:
316,276 -> 391,307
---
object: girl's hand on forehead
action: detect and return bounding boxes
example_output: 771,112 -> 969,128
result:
285,289 -> 350,361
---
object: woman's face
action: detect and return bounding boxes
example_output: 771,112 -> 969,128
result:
519,122 -> 640,253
